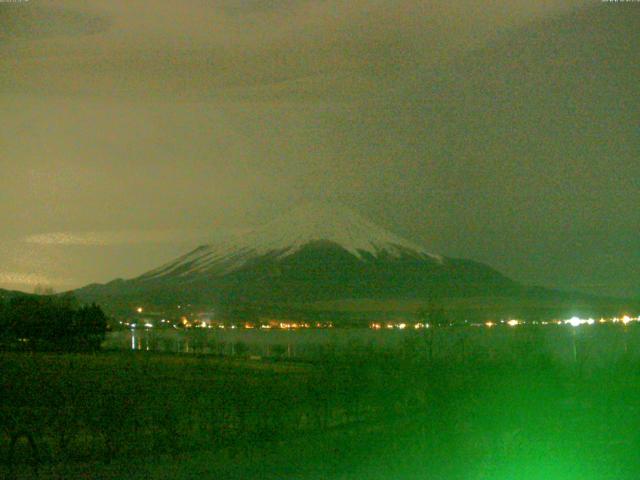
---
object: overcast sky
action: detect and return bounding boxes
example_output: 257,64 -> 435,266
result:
0,0 -> 638,298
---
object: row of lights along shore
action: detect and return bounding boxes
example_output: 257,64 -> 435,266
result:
370,316 -> 639,330
125,307 -> 638,330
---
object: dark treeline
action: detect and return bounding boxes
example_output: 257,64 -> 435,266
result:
0,294 -> 108,352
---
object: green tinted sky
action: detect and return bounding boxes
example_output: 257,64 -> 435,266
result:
0,1 -> 638,298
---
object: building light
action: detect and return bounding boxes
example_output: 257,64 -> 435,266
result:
564,317 -> 595,327
565,317 -> 581,327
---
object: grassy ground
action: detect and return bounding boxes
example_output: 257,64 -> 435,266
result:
2,347 -> 640,479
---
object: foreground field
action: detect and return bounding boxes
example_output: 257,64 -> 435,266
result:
2,345 -> 640,479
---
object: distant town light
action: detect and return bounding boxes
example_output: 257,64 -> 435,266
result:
565,316 -> 595,327
485,321 -> 495,328
136,307 -> 143,313
566,317 -> 582,327
507,319 -> 520,327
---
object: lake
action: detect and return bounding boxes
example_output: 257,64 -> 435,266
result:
104,323 -> 640,366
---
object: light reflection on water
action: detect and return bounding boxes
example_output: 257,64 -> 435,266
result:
104,325 -> 640,365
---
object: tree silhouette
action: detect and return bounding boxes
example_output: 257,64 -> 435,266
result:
0,295 -> 108,351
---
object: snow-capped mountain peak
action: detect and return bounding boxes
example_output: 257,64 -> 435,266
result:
249,201 -> 434,258
141,202 -> 440,279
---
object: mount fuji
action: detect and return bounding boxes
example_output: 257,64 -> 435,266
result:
75,202 -> 520,312
141,202 -> 444,280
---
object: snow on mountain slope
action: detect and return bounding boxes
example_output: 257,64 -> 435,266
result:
140,202 -> 441,280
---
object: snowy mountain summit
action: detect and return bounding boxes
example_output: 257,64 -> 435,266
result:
257,202 -> 439,259
141,202 -> 440,280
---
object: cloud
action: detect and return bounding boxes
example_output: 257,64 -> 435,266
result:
0,0 -> 588,100
0,3 -> 110,41
23,229 -> 221,246
0,271 -> 72,289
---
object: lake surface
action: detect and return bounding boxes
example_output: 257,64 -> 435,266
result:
104,323 -> 640,365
